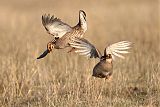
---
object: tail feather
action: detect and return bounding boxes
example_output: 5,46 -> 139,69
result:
37,49 -> 49,59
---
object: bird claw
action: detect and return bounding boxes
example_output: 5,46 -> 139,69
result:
47,42 -> 54,53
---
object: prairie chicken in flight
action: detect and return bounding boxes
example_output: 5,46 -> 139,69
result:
70,38 -> 132,79
37,10 -> 87,59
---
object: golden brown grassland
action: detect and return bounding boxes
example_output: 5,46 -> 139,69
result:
0,0 -> 159,107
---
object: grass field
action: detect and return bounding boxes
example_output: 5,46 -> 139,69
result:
0,0 -> 159,107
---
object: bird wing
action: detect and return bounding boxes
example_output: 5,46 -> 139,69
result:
105,41 -> 132,60
42,14 -> 72,38
70,37 -> 102,58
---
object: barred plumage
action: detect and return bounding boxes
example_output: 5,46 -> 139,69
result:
70,37 -> 132,79
37,10 -> 87,59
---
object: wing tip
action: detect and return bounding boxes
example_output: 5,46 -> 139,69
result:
42,14 -> 55,25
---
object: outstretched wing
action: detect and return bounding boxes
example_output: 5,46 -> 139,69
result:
70,38 -> 102,58
42,14 -> 72,38
105,41 -> 132,60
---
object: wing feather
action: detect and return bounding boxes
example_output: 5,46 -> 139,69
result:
105,41 -> 132,60
42,14 -> 72,38
70,38 -> 101,58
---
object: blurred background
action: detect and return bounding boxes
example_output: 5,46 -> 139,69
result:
0,0 -> 159,107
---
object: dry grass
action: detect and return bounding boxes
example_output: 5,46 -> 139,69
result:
0,0 -> 159,107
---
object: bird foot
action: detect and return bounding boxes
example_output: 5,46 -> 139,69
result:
47,42 -> 54,53
105,75 -> 112,82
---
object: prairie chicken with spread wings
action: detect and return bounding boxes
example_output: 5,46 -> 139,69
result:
70,38 -> 132,79
37,10 -> 87,59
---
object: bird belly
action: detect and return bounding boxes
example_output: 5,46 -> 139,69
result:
53,29 -> 84,49
54,38 -> 69,49
92,62 -> 113,78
